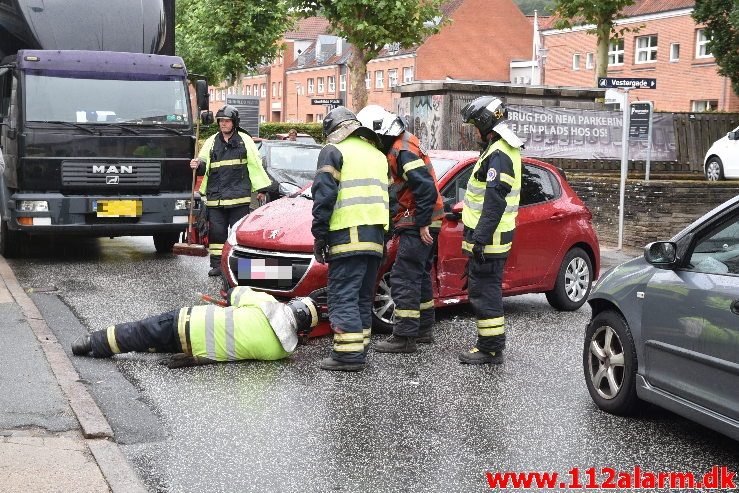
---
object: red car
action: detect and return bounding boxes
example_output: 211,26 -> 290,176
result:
221,151 -> 600,336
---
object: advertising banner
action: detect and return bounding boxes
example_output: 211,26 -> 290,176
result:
507,105 -> 676,161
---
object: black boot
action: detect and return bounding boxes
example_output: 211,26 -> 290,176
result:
318,357 -> 365,372
71,335 -> 92,356
374,334 -> 417,353
458,347 -> 503,365
208,266 -> 222,277
417,328 -> 435,344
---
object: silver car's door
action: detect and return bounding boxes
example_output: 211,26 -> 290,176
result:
642,213 -> 739,421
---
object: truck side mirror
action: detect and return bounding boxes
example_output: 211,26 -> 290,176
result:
195,80 -> 209,111
200,111 -> 214,126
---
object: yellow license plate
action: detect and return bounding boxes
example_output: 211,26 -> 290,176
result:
96,200 -> 142,217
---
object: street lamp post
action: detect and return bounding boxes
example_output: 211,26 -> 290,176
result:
294,82 -> 302,122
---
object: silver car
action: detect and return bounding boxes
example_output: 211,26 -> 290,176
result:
584,195 -> 739,441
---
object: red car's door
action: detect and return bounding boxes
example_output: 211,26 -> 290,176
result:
506,163 -> 568,289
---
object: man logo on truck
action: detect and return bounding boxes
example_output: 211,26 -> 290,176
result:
93,165 -> 133,174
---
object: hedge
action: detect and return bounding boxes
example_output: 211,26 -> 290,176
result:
196,122 -> 325,144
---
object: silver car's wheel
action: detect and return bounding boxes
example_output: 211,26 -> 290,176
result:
583,310 -> 639,415
705,157 -> 724,181
546,247 -> 592,311
371,271 -> 394,334
588,325 -> 625,400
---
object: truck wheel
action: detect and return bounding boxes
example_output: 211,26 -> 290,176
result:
0,220 -> 21,258
153,232 -> 180,254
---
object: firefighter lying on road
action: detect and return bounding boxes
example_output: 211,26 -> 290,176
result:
71,287 -> 318,368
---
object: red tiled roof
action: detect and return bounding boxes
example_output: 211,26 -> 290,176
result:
284,17 -> 330,40
540,0 -> 695,30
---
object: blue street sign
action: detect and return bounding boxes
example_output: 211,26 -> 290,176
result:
598,77 -> 657,89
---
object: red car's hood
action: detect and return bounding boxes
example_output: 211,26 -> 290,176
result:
235,196 -> 314,252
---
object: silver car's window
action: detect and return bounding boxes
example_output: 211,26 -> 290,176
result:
688,216 -> 739,275
267,146 -> 321,171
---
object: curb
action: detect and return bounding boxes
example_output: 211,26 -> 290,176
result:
0,256 -> 147,493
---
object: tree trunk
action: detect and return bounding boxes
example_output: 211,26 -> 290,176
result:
595,24 -> 611,84
348,48 -> 368,112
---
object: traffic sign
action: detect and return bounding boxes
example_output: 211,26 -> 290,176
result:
311,98 -> 343,105
629,102 -> 652,140
598,77 -> 657,89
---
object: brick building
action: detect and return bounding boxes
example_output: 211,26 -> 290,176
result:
540,0 -> 739,112
210,0 -> 534,123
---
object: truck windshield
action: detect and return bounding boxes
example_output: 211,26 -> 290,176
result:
24,74 -> 190,125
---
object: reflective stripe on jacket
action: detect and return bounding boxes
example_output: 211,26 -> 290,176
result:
387,132 -> 444,229
461,139 -> 521,256
178,288 -> 291,361
198,132 -> 271,207
328,137 -> 389,232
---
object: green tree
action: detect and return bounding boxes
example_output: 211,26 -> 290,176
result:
176,0 -> 293,83
291,0 -> 446,110
515,0 -> 554,16
693,0 -> 739,95
552,0 -> 636,83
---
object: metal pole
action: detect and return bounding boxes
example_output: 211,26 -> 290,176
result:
645,101 -> 653,182
618,88 -> 631,250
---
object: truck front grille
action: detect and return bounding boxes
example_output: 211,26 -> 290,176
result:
62,161 -> 161,189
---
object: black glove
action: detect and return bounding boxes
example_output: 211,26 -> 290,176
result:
313,238 -> 328,264
472,243 -> 486,264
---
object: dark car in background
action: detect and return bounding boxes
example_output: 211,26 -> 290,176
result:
221,150 -> 601,335
584,195 -> 739,441
257,140 -> 322,201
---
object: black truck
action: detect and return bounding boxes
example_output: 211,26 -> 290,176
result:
0,0 -> 207,256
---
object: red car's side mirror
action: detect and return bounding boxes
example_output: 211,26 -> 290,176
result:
445,201 -> 464,221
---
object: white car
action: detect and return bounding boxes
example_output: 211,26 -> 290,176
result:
704,125 -> 739,180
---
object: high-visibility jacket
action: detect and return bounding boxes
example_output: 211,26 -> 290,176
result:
328,137 -> 389,233
198,132 -> 271,208
462,139 -> 521,256
177,287 -> 295,362
387,132 -> 444,230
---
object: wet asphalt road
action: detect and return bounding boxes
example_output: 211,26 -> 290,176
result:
8,236 -> 739,492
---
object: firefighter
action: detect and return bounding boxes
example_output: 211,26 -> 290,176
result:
458,96 -> 523,365
190,105 -> 271,277
356,105 -> 443,353
70,287 -> 318,367
311,106 -> 389,372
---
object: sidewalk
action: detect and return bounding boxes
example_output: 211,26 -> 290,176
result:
599,243 -> 642,273
0,257 -> 146,493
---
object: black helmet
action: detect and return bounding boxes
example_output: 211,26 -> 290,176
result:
216,105 -> 240,127
322,106 -> 358,136
460,96 -> 508,136
287,297 -> 318,336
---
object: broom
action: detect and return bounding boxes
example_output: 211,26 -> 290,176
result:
173,112 -> 209,257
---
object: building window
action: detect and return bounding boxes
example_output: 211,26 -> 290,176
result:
635,35 -> 658,63
696,29 -> 712,58
327,76 -> 336,93
365,71 -> 371,89
259,115 -> 266,123
586,53 -> 594,69
307,78 -> 314,94
692,100 -> 718,112
272,82 -> 277,97
388,69 -> 398,87
261,84 -> 266,97
670,43 -> 680,62
315,114 -> 323,122
375,70 -> 384,89
245,86 -> 251,96
253,84 -> 258,96
340,74 -> 346,91
278,82 -> 282,98
572,53 -> 581,70
608,39 -> 624,66
403,66 -> 413,83
317,77 -> 324,93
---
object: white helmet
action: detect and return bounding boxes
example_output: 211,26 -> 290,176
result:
356,105 -> 405,137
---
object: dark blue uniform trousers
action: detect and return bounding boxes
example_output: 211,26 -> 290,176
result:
390,232 -> 436,337
327,255 -> 381,364
468,257 -> 507,353
89,310 -> 181,358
